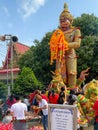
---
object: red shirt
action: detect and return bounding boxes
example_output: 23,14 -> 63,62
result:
49,93 -> 59,104
93,100 -> 98,122
29,93 -> 35,104
6,98 -> 16,108
41,94 -> 49,102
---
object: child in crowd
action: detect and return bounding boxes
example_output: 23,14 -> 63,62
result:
2,110 -> 12,123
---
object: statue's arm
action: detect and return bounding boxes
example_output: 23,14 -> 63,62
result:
68,29 -> 81,49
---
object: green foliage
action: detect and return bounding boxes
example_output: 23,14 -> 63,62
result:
77,36 -> 98,82
13,67 -> 42,95
19,32 -> 55,86
77,36 -> 94,71
18,46 -> 35,69
31,32 -> 55,85
73,14 -> 98,36
73,14 -> 98,82
0,82 -> 7,99
91,38 -> 98,79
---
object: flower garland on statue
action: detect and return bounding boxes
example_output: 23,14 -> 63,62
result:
49,69 -> 66,91
49,29 -> 69,65
77,79 -> 98,125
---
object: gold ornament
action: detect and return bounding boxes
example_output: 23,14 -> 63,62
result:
59,3 -> 74,23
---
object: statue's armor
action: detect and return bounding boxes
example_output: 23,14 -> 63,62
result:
56,28 -> 81,87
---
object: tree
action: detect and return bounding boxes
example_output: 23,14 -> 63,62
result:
73,14 -> 98,82
0,82 -> 7,100
13,67 -> 42,95
92,37 -> 98,79
77,36 -> 94,70
18,45 -> 35,69
19,32 -> 55,86
31,33 -> 55,85
73,14 -> 98,37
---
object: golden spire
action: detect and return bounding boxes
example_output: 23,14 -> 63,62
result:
64,3 -> 69,12
59,3 -> 74,23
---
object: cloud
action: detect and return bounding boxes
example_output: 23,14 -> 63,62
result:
1,6 -> 10,17
17,0 -> 46,19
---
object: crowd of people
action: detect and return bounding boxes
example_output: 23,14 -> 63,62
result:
0,87 -> 78,130
0,80 -> 98,130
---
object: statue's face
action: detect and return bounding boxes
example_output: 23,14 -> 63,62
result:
60,17 -> 71,31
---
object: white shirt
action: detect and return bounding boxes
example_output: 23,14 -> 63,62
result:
39,99 -> 48,116
11,102 -> 27,120
2,115 -> 12,123
23,98 -> 30,106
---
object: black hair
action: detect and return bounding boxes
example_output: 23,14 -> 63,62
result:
51,90 -> 55,97
48,91 -> 51,98
61,87 -> 65,92
6,110 -> 11,115
15,95 -> 20,101
41,90 -> 46,94
67,94 -> 77,105
9,95 -> 15,103
58,91 -> 65,104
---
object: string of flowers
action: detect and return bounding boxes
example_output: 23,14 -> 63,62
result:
49,29 -> 69,65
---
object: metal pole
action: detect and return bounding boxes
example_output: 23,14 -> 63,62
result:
6,40 -> 9,95
10,40 -> 14,90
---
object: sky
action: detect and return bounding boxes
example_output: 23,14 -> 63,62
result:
0,0 -> 98,67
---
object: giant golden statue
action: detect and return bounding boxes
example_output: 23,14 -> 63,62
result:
49,3 -> 81,87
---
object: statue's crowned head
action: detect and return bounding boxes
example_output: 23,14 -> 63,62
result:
59,3 -> 74,24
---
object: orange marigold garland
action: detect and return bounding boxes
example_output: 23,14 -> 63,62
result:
49,29 -> 69,64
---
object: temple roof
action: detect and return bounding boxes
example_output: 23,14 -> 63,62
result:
2,42 -> 30,69
0,68 -> 20,74
14,42 -> 30,55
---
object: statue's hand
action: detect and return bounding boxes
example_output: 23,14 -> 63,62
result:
79,67 -> 90,80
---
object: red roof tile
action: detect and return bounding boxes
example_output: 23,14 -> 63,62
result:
14,42 -> 30,54
0,68 -> 20,74
2,42 -> 30,69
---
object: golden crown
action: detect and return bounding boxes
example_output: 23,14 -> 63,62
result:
60,3 -> 74,23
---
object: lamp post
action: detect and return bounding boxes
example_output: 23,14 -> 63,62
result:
5,35 -> 18,91
10,40 -> 14,90
0,35 -> 18,95
6,38 -> 10,96
5,35 -> 14,92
